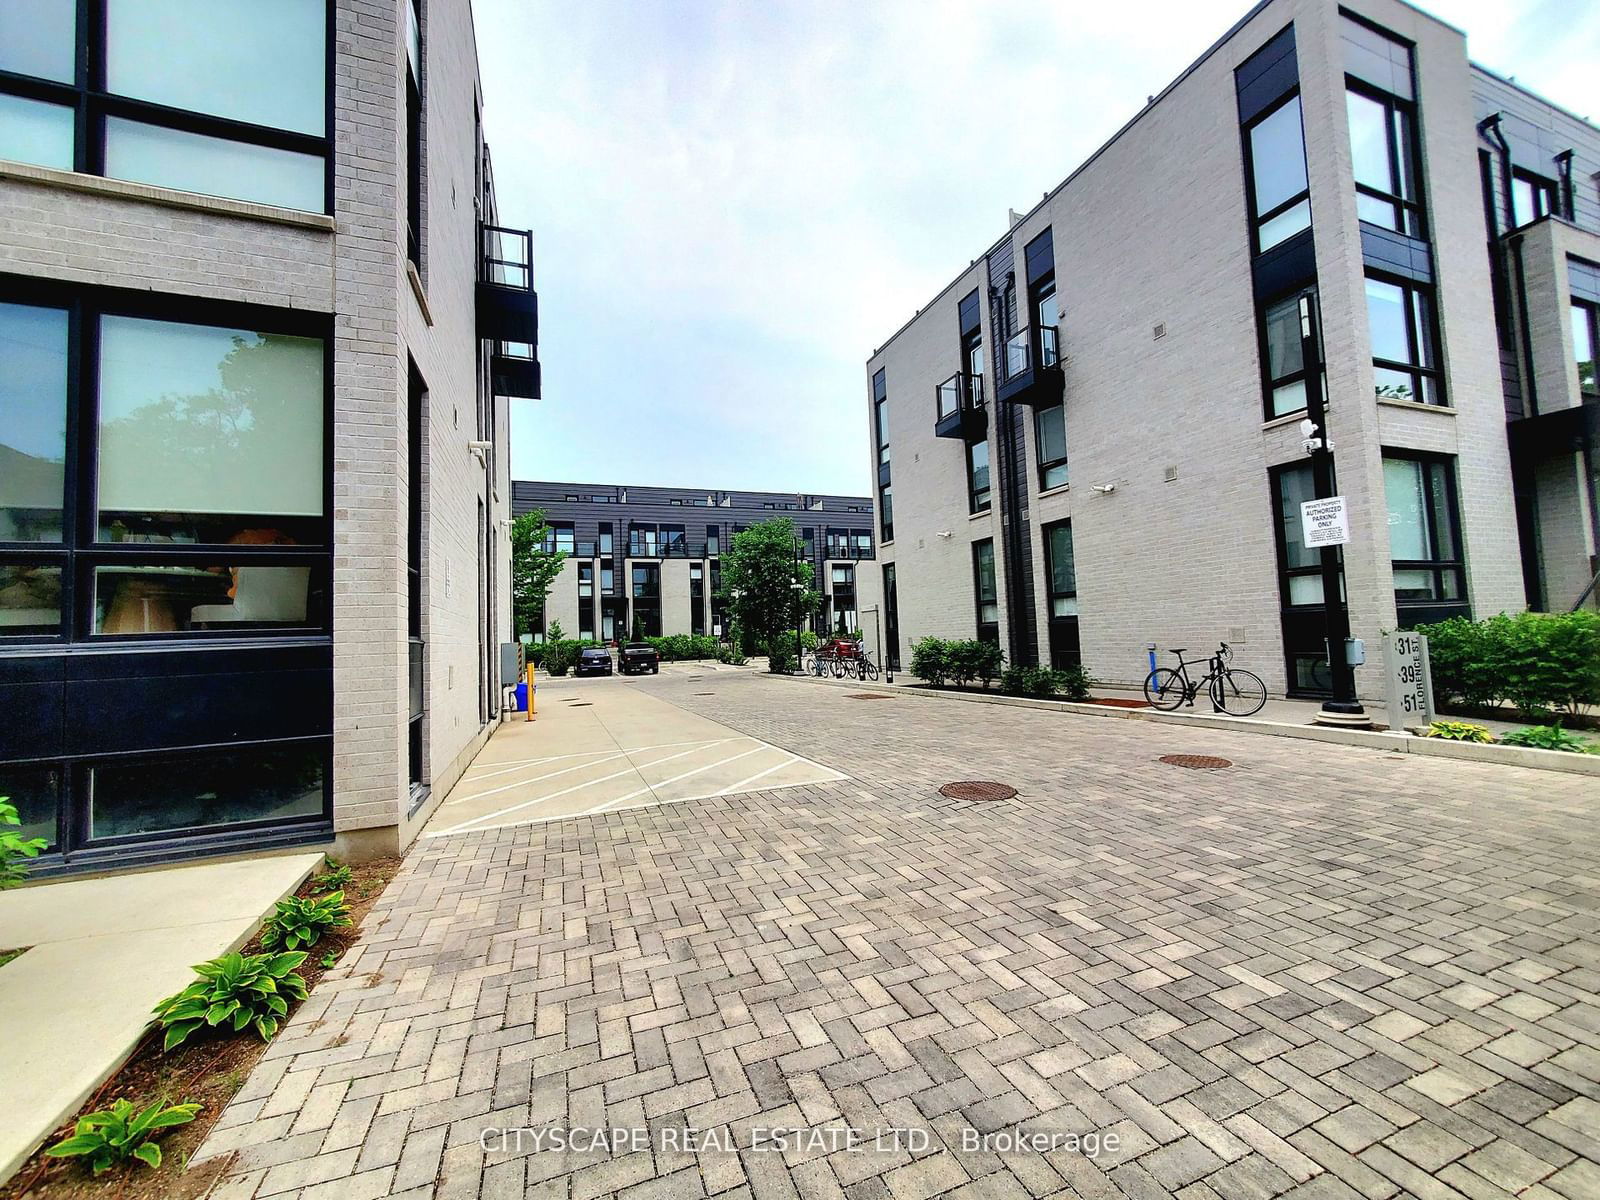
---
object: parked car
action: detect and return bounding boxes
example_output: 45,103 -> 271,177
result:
574,647 -> 613,677
618,642 -> 660,675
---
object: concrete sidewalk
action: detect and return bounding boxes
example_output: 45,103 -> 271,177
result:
0,852 -> 324,1183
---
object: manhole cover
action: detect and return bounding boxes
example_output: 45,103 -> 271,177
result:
939,781 -> 1018,802
1159,754 -> 1232,769
848,693 -> 896,700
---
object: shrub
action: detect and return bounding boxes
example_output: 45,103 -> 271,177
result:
1498,723 -> 1597,753
46,1098 -> 201,1174
768,647 -> 794,674
716,645 -> 747,666
309,861 -> 352,893
261,891 -> 351,952
153,950 -> 309,1048
0,797 -> 46,890
910,637 -> 950,686
1000,665 -> 1097,701
1422,720 -> 1494,743
1418,611 -> 1600,719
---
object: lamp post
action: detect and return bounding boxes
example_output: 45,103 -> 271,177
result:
1299,293 -> 1369,727
792,535 -> 807,673
862,603 -> 885,681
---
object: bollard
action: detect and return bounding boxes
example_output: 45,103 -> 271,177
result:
1146,642 -> 1157,679
526,662 -> 536,721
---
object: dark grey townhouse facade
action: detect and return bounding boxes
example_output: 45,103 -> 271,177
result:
512,482 -> 879,646
866,0 -> 1596,698
0,0 -> 540,872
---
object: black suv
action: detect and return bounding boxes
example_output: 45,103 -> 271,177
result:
574,647 -> 613,676
618,642 -> 660,675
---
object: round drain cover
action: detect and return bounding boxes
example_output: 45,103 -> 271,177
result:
1159,754 -> 1232,769
939,781 -> 1018,802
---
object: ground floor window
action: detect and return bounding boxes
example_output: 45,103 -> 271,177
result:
631,563 -> 661,637
89,745 -> 324,841
1383,452 -> 1466,627
1042,520 -> 1079,667
972,539 -> 998,644
830,564 -> 856,634
1270,461 -> 1344,695
690,562 -> 705,634
882,563 -> 899,670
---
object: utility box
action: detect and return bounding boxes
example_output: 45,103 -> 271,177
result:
1345,637 -> 1365,666
499,641 -> 526,690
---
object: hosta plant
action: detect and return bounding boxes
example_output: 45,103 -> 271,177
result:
1498,723 -> 1597,754
260,890 -> 351,952
153,950 -> 308,1049
1422,720 -> 1495,743
309,861 -> 353,893
0,797 -> 47,890
45,1098 -> 200,1173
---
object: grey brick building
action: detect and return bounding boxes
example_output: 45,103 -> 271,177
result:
867,0 -> 1597,698
512,482 -> 880,648
0,0 -> 538,870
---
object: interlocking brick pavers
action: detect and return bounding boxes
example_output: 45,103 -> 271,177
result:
197,672 -> 1600,1199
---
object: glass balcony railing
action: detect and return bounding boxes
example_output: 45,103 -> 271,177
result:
936,374 -> 961,421
1003,326 -> 1061,380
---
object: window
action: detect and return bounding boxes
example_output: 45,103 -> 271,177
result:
1274,463 -> 1339,607
972,540 -> 998,644
1271,462 -> 1347,694
600,565 -> 614,595
882,563 -> 899,670
1346,85 -> 1423,237
547,524 -> 574,555
1384,454 -> 1465,619
89,744 -> 323,841
629,524 -> 658,556
405,0 -> 424,265
1572,300 -> 1597,395
1,285 -> 329,644
1366,276 -> 1442,405
1245,95 -> 1311,252
599,523 -> 613,555
967,440 -> 991,514
706,525 -> 719,556
1512,170 -> 1557,228
577,563 -> 593,598
407,362 -> 425,790
97,318 -> 325,546
662,525 -> 686,556
852,531 -> 872,558
690,562 -> 705,635
830,564 -> 856,635
1036,404 -> 1068,490
1260,288 -> 1324,418
1042,521 -> 1080,669
879,485 -> 894,543
1036,286 -> 1060,368
875,394 -> 890,466
0,301 -> 68,543
0,0 -> 329,211
630,563 -> 661,637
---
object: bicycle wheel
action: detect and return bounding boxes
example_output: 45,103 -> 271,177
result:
862,657 -> 880,681
1143,668 -> 1187,710
1213,668 -> 1267,716
831,658 -> 846,678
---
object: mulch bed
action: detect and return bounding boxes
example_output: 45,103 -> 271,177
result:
2,855 -> 403,1200
1083,697 -> 1150,709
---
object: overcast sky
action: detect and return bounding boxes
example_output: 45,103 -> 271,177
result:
476,0 -> 1599,498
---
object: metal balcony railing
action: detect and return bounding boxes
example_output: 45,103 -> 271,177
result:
1002,325 -> 1061,381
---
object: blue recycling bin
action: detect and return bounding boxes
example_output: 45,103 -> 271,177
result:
514,682 -> 528,711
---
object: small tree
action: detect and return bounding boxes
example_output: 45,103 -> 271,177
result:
509,511 -> 566,641
717,518 -> 818,673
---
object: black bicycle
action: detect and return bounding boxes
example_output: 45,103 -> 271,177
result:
1143,642 -> 1267,716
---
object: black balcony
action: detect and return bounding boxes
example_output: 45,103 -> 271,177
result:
995,325 -> 1063,407
477,224 -> 541,398
934,372 -> 987,441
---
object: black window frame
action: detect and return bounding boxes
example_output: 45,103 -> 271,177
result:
1365,270 -> 1445,407
1241,91 -> 1312,256
1573,298 -> 1598,397
972,538 -> 998,645
0,0 -> 335,215
881,562 -> 899,670
1344,77 -> 1425,239
966,439 -> 991,514
405,0 -> 425,266
0,274 -> 334,648
406,359 -> 426,795
1257,284 -> 1321,421
1382,450 -> 1467,625
875,394 -> 890,467
689,561 -> 705,635
1511,168 -> 1557,229
1034,403 -> 1068,491
1041,519 -> 1081,669
879,483 -> 893,544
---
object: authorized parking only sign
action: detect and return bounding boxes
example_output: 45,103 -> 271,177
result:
1300,495 -> 1350,548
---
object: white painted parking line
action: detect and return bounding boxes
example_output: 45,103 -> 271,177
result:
715,754 -> 800,796
591,744 -> 771,813
431,741 -> 728,835
462,738 -> 730,780
443,752 -> 631,805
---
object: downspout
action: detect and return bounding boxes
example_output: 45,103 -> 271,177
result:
1480,114 -> 1540,418
986,276 -> 1026,668
1555,150 -> 1575,221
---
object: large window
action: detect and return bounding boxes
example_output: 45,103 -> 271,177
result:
1346,85 -> 1423,237
631,563 -> 660,637
1245,95 -> 1311,253
875,394 -> 890,467
406,362 -> 425,792
882,563 -> 899,671
1573,300 -> 1598,396
967,440 -> 991,514
0,0 -> 329,212
830,564 -> 857,635
690,562 -> 705,635
405,0 -> 424,266
1271,462 -> 1345,694
1366,275 -> 1443,405
972,539 -> 998,644
1384,454 -> 1465,621
879,485 -> 893,543
1042,520 -> 1080,669
90,744 -> 323,841
1,285 -> 330,643
1035,404 -> 1068,490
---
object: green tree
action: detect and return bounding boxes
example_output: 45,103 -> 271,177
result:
717,518 -> 817,673
509,511 -> 566,640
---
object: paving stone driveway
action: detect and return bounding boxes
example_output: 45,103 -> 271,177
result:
199,673 -> 1600,1200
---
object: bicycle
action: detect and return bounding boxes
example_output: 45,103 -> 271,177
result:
1143,642 -> 1267,716
856,649 -> 881,682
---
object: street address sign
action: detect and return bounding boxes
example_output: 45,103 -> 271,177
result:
1300,495 -> 1350,548
1383,630 -> 1435,730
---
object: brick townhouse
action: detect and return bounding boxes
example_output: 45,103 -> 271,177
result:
0,0 -> 540,871
866,0 -> 1597,696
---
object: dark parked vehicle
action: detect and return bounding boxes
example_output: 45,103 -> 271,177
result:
575,647 -> 613,676
618,642 -> 659,675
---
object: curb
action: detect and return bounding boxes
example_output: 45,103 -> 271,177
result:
764,673 -> 1600,776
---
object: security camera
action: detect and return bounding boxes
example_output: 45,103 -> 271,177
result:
1091,483 -> 1117,494
468,440 -> 494,452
